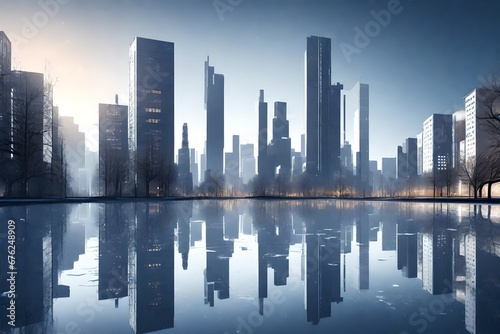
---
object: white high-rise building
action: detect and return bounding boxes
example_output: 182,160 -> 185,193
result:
465,88 -> 491,164
422,114 -> 453,175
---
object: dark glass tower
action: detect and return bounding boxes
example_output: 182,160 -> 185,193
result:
129,37 -> 174,196
204,57 -> 224,174
178,123 -> 193,194
306,36 -> 342,179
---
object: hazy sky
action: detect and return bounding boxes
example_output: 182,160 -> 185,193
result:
1,0 -> 500,165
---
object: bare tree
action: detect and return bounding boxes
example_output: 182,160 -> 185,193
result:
0,71 -> 53,197
157,156 -> 177,197
100,143 -> 128,197
250,174 -> 268,197
461,152 -> 490,199
136,142 -> 158,197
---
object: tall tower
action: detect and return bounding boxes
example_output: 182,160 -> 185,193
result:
346,82 -> 370,195
178,123 -> 193,194
129,37 -> 174,196
204,56 -> 224,174
98,98 -> 129,196
305,36 -> 341,179
257,90 -> 270,180
0,31 -> 12,163
268,101 -> 291,178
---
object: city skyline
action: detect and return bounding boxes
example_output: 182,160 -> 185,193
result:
2,0 -> 500,165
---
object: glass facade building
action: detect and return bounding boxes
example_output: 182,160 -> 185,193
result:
129,37 -> 174,196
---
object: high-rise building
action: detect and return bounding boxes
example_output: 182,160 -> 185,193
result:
422,114 -> 453,175
396,138 -> 417,180
10,71 -> 46,197
417,132 -> 423,175
178,123 -> 193,194
225,135 -> 240,188
257,89 -> 270,180
60,115 -> 86,195
0,31 -> 11,164
129,37 -> 174,196
204,56 -> 224,174
346,81 -> 370,195
465,89 -> 493,164
98,97 -> 128,196
268,101 -> 291,178
452,110 -> 465,170
396,145 -> 407,180
305,36 -> 342,179
381,157 -> 396,181
301,133 -> 306,159
241,143 -> 256,184
190,148 -> 199,188
405,137 -> 418,179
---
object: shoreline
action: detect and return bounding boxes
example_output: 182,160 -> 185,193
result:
1,195 -> 499,206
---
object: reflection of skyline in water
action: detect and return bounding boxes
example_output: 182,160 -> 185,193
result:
0,201 -> 500,333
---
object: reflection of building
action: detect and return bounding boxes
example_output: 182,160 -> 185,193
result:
254,204 -> 292,315
204,203 -> 233,307
0,207 -> 53,332
303,207 -> 343,325
129,203 -> 175,333
98,204 -> 129,304
397,220 -> 417,278
421,206 -> 453,295
177,202 -> 193,270
356,205 -> 369,290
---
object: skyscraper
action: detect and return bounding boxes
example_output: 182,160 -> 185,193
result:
98,97 -> 129,196
422,114 -> 453,175
190,148 -> 199,188
268,101 -> 291,178
129,37 -> 174,196
10,71 -> 46,197
465,89 -> 492,165
257,89 -> 271,181
305,36 -> 342,180
178,123 -> 193,194
225,135 -> 240,188
241,143 -> 256,184
346,81 -> 370,195
205,56 -> 224,174
0,31 -> 11,164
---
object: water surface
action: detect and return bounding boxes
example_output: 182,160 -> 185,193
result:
1,200 -> 499,333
